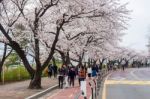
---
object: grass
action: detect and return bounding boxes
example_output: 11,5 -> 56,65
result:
2,66 -> 30,82
2,65 -> 49,83
1,62 -> 63,83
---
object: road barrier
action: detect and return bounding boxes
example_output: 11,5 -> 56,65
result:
96,70 -> 108,98
74,69 -> 109,99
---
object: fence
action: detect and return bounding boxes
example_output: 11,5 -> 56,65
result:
74,69 -> 109,99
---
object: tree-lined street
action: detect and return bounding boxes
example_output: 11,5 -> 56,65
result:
0,0 -> 150,99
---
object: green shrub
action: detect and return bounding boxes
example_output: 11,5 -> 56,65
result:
2,66 -> 30,82
2,61 -> 62,82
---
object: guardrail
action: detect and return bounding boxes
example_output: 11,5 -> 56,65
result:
74,69 -> 109,99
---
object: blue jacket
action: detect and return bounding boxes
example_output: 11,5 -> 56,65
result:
92,70 -> 97,77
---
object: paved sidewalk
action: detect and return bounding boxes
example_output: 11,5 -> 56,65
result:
46,79 -> 93,99
0,77 -> 57,99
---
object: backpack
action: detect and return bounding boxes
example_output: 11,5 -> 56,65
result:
79,69 -> 86,78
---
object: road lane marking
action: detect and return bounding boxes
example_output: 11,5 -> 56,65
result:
102,81 -> 106,99
105,80 -> 150,85
111,77 -> 126,80
130,70 -> 141,80
102,73 -> 112,99
102,69 -> 150,99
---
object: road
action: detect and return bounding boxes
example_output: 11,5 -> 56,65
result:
102,68 -> 150,99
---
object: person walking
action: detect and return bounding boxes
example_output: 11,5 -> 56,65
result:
53,64 -> 58,78
121,60 -> 126,71
68,66 -> 76,87
58,65 -> 65,89
48,64 -> 53,78
78,66 -> 86,86
87,65 -> 92,79
92,65 -> 98,82
64,65 -> 69,88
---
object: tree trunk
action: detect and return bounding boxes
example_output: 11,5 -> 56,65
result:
118,59 -> 123,68
57,50 -> 71,66
99,58 -> 105,70
0,0 -> 3,3
58,51 -> 66,65
99,59 -> 102,70
10,41 -> 35,78
0,63 -> 2,82
0,59 -> 5,83
88,58 -> 90,67
78,56 -> 83,66
0,44 -> 9,82
93,60 -> 97,66
65,50 -> 71,66
28,70 -> 42,89
90,59 -> 93,66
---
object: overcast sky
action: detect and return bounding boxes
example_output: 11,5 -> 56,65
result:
120,0 -> 150,53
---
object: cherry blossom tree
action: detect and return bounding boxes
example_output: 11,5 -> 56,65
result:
0,0 -> 20,82
55,0 -> 129,67
0,0 -> 129,89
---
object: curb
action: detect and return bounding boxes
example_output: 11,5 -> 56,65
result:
25,84 -> 59,99
97,72 -> 111,99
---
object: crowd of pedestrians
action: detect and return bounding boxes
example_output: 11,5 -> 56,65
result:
47,64 -> 58,78
47,59 -> 143,89
47,63 -> 99,89
47,59 -> 150,89
48,59 -> 147,89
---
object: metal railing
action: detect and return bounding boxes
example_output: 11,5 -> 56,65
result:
89,70 -> 105,99
74,69 -> 109,99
